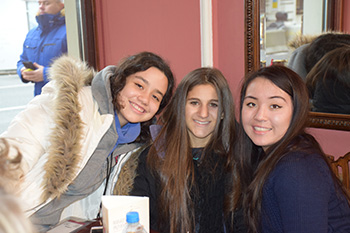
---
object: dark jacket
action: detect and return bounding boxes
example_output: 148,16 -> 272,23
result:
127,126 -> 247,233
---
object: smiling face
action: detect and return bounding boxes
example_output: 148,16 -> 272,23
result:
185,84 -> 219,148
117,67 -> 168,127
242,77 -> 293,151
38,0 -> 64,15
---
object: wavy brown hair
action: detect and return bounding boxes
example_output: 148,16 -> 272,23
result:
0,139 -> 22,194
0,139 -> 36,233
147,67 -> 237,233
304,33 -> 350,73
110,51 -> 175,142
306,46 -> 350,113
234,65 -> 350,232
306,46 -> 350,89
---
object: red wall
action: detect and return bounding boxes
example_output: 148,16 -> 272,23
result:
307,128 -> 350,158
212,0 -> 245,101
343,0 -> 350,33
94,0 -> 245,94
95,1 -> 350,159
95,0 -> 201,85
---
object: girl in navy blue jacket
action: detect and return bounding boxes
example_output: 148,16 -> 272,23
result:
234,65 -> 350,233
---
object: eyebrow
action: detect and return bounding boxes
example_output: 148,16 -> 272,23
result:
134,75 -> 165,97
244,95 -> 287,102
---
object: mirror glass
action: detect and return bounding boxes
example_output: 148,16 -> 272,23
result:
259,0 -> 350,116
260,0 -> 325,67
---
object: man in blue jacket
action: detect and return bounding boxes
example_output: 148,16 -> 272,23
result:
17,0 -> 67,96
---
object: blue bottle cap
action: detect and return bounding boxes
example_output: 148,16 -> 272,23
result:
126,211 -> 139,223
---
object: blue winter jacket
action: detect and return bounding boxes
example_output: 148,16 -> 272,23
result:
17,10 -> 67,96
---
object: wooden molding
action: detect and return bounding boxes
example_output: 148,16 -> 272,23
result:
308,112 -> 350,131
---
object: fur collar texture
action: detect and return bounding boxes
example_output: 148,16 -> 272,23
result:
113,146 -> 146,195
287,31 -> 344,50
288,34 -> 317,50
41,55 -> 95,201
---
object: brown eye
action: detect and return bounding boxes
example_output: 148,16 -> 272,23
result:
246,102 -> 255,107
209,102 -> 218,108
152,95 -> 160,102
271,104 -> 282,109
189,101 -> 199,106
135,83 -> 143,89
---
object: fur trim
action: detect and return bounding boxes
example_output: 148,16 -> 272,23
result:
113,147 -> 145,195
287,33 -> 318,50
287,31 -> 344,50
41,55 -> 95,201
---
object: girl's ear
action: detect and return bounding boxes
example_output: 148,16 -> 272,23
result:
221,113 -> 224,119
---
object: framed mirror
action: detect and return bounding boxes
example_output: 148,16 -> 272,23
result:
244,0 -> 350,131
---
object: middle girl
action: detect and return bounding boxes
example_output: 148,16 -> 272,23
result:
130,67 -> 239,233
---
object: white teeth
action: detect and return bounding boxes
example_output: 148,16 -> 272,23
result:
194,120 -> 209,125
131,102 -> 145,113
254,126 -> 270,131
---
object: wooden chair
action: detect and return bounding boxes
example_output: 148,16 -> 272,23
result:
328,152 -> 350,192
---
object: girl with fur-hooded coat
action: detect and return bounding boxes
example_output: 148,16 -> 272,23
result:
1,52 -> 174,231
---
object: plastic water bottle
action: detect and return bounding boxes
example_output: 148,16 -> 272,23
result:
122,211 -> 146,233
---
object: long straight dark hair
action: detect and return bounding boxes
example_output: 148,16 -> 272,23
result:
147,67 -> 237,233
234,65 -> 350,233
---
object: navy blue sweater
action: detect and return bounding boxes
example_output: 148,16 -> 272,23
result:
261,152 -> 350,232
